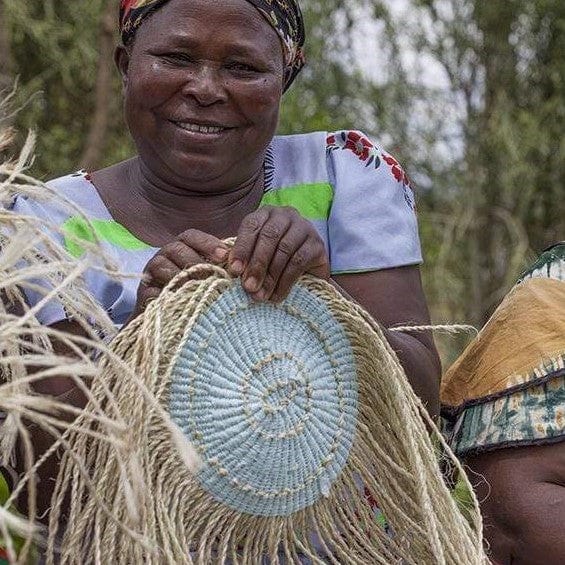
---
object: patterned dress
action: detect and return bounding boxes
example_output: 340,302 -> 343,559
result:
442,242 -> 565,456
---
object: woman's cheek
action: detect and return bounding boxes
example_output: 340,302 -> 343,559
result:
128,60 -> 183,107
236,78 -> 282,117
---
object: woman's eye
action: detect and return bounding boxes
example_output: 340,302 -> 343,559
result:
227,62 -> 259,74
160,53 -> 195,65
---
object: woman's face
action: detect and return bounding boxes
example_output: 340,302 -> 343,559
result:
117,0 -> 285,190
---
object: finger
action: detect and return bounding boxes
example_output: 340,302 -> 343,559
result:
229,207 -> 271,278
177,229 -> 229,263
270,237 -> 329,303
132,283 -> 162,319
144,254 -> 181,288
138,284 -> 162,306
243,212 -> 296,295
161,240 -> 206,270
250,225 -> 308,302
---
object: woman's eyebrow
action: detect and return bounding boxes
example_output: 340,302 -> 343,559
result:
151,34 -> 266,58
224,44 -> 265,59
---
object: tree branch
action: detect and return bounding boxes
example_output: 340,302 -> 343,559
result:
79,1 -> 116,171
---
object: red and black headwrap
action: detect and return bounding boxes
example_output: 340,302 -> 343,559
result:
119,0 -> 306,90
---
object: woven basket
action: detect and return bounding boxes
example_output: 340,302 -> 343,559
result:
49,265 -> 487,564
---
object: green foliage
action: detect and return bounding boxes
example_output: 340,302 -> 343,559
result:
4,0 -> 130,178
410,0 -> 565,329
279,0 -> 393,135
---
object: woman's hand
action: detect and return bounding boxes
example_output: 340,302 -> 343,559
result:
132,206 -> 330,318
132,229 -> 230,319
228,206 -> 330,303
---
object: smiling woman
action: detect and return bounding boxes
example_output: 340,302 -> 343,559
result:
117,0 -> 287,192
6,0 -> 442,560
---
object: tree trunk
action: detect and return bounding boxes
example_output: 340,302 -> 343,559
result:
0,0 -> 14,93
79,1 -> 116,171
471,1 -> 520,324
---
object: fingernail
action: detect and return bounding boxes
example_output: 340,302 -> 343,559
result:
244,276 -> 260,292
253,289 -> 267,302
230,260 -> 244,276
214,247 -> 229,262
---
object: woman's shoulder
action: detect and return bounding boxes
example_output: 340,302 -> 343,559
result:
271,128 -> 406,177
270,129 -> 415,209
46,170 -> 107,212
272,130 -> 328,147
325,130 -> 408,181
268,131 -> 329,187
11,170 -> 109,222
272,128 -> 388,154
269,129 -> 385,187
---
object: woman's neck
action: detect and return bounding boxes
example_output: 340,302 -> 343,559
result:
133,159 -> 266,242
132,157 -> 264,216
93,157 -> 266,246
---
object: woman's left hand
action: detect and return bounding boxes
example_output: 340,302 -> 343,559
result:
229,206 -> 330,302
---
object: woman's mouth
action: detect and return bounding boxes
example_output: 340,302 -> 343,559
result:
172,121 -> 229,135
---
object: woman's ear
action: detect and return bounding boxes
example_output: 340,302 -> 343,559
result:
114,45 -> 131,89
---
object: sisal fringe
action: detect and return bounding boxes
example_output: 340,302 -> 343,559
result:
0,122 -> 163,563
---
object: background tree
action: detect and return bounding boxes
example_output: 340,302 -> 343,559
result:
406,0 -> 565,331
0,0 -> 14,92
4,0 -> 132,177
3,0 -> 564,362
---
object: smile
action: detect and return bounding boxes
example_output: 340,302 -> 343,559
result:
172,121 -> 229,134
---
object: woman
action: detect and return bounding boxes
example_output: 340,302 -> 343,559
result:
442,243 -> 565,564
10,0 -> 440,521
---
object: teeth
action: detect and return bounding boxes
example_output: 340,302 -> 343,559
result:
176,122 -> 225,134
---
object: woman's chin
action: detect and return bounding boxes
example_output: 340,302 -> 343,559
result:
164,153 -> 234,188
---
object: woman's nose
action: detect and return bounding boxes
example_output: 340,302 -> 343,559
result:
181,65 -> 227,106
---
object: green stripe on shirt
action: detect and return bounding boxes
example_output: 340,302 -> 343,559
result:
260,183 -> 333,220
62,217 -> 150,257
62,182 -> 334,257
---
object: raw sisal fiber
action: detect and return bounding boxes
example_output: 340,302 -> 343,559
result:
0,121 -> 189,563
0,129 -> 119,562
51,263 -> 488,564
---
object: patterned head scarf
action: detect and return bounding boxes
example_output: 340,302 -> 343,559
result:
119,0 -> 305,90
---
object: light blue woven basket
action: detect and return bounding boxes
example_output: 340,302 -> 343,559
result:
169,283 -> 358,517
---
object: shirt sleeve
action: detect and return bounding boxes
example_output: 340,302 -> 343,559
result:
7,193 -> 71,326
325,130 -> 422,274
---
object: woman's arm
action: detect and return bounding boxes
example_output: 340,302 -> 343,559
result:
16,319 -> 90,520
467,443 -> 565,565
333,267 -> 441,417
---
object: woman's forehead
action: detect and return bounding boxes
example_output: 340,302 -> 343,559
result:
140,0 -> 274,33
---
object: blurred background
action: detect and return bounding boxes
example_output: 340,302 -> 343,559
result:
1,0 -> 563,363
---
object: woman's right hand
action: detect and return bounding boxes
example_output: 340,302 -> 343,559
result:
131,229 -> 230,320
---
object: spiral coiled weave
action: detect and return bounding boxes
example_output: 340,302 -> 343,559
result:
169,283 -> 358,518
